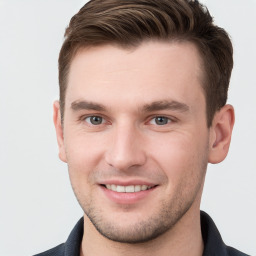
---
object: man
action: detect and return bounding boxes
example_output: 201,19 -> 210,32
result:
35,0 -> 249,255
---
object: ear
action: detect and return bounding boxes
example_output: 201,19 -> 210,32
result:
208,104 -> 235,164
53,101 -> 67,163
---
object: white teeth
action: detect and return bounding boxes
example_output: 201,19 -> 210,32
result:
105,184 -> 153,193
134,185 -> 141,192
141,185 -> 148,191
111,184 -> 117,191
125,185 -> 135,193
116,185 -> 125,192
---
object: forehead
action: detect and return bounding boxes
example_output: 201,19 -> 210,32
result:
66,41 -> 205,111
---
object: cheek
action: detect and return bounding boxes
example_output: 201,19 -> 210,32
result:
64,131 -> 108,183
65,136 -> 102,201
148,132 -> 209,182
65,127 -> 106,160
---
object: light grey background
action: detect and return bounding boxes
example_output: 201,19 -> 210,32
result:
0,0 -> 255,255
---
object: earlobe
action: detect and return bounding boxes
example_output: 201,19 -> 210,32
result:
208,104 -> 235,164
53,101 -> 67,163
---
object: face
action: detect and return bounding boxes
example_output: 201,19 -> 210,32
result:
56,41 -> 211,243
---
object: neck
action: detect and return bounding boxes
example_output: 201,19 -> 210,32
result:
80,207 -> 204,256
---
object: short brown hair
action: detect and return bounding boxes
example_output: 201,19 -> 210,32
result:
59,0 -> 233,127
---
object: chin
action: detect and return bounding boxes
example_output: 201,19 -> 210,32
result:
83,198 -> 193,244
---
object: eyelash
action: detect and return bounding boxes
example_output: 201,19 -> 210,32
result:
78,115 -> 108,127
80,114 -> 175,127
84,116 -> 107,125
148,116 -> 173,126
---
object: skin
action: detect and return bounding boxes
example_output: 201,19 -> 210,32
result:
54,41 -> 234,256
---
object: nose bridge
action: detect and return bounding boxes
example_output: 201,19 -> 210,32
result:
105,121 -> 146,170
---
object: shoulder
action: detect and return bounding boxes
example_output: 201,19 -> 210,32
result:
226,246 -> 251,256
33,243 -> 65,256
200,211 -> 251,256
33,217 -> 84,256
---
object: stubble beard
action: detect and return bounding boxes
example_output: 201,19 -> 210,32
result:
72,172 -> 206,244
69,147 -> 208,244
84,193 -> 196,244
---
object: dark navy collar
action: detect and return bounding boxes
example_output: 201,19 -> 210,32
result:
201,211 -> 249,256
64,217 -> 83,256
201,211 -> 228,255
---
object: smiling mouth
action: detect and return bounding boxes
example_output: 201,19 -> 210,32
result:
102,184 -> 156,193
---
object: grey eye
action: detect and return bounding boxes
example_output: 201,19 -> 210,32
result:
85,116 -> 104,125
150,116 -> 170,125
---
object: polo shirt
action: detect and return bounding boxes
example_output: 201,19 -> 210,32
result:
34,211 -> 250,256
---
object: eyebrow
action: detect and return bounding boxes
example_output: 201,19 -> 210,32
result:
70,99 -> 189,113
142,100 -> 190,113
71,100 -> 106,111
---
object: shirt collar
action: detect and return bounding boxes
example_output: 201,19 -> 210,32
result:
64,217 -> 83,256
201,211 -> 228,256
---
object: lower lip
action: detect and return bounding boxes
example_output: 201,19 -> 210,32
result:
100,185 -> 157,204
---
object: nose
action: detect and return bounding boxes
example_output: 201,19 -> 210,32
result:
105,124 -> 146,171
